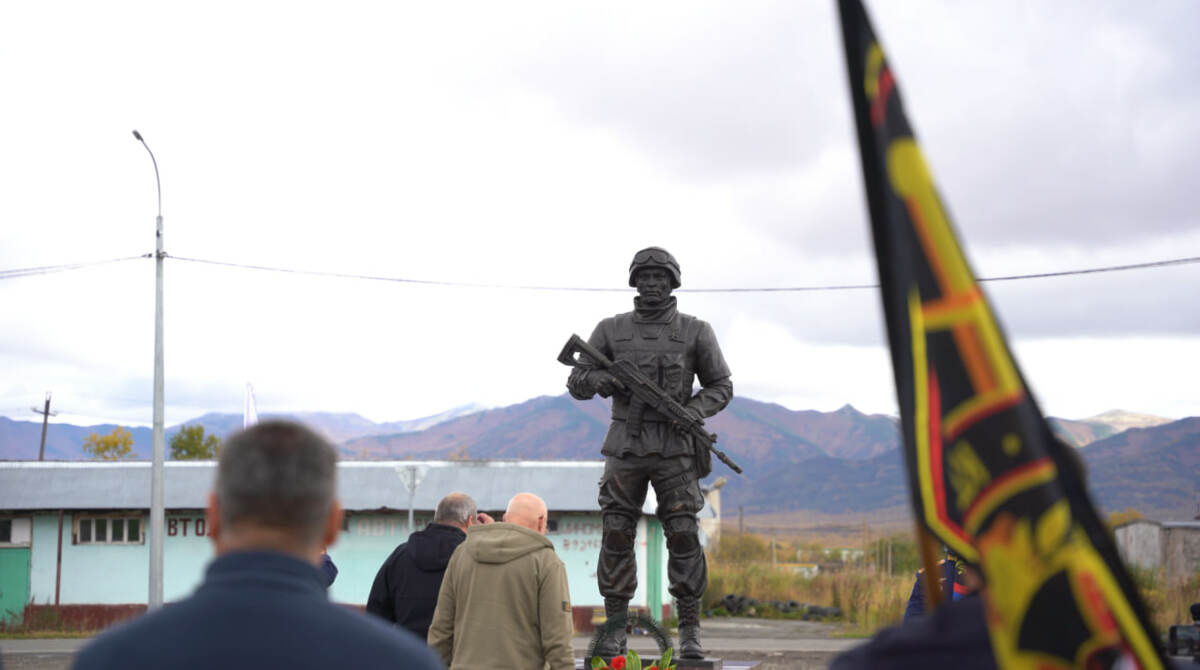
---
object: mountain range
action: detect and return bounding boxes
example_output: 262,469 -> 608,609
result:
0,404 -> 483,460
2,398 -> 1193,519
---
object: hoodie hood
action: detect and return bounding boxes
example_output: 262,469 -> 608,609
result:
464,522 -> 553,564
408,523 -> 467,572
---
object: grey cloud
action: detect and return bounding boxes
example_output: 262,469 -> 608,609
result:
514,0 -> 1200,251
514,2 -> 846,181
693,251 -> 1199,347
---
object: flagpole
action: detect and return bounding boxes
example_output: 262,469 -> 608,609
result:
133,129 -> 166,611
914,525 -> 944,611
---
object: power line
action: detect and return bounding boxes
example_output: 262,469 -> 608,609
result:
169,255 -> 622,291
170,253 -> 1200,293
969,255 -> 1200,282
0,255 -> 149,280
1,252 -> 1197,292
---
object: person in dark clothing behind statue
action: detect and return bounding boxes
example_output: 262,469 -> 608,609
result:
366,492 -> 493,639
903,548 -> 971,621
566,246 -> 733,660
71,420 -> 440,670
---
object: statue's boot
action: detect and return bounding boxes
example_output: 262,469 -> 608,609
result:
596,596 -> 629,660
677,597 -> 705,659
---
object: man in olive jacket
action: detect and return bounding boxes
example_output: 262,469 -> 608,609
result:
428,492 -> 574,670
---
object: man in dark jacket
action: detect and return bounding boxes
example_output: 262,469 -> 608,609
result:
71,421 -> 441,670
366,492 -> 492,639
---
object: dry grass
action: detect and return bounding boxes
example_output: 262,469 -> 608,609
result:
722,508 -> 913,549
1131,567 -> 1200,634
706,561 -> 911,634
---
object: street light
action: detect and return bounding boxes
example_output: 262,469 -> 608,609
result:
133,129 -> 166,610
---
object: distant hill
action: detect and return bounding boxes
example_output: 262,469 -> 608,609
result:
0,417 -> 155,460
1083,410 -> 1174,433
1048,417 -> 1117,448
342,395 -> 886,512
0,404 -> 481,460
1078,416 -> 1200,519
716,401 -> 899,460
343,395 -> 610,460
1048,410 -> 1174,448
4,398 -> 1193,520
342,396 -> 891,462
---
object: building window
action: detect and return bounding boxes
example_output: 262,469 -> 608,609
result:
76,515 -> 144,545
0,517 -> 32,546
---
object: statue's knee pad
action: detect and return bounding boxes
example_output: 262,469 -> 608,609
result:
603,514 -> 636,552
664,516 -> 699,554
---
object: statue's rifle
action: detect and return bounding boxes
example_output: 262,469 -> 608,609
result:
557,334 -> 743,475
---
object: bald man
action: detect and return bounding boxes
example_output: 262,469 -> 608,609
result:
428,493 -> 574,670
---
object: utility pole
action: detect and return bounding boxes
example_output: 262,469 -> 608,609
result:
134,129 -> 166,611
398,465 -> 427,535
738,506 -> 744,536
31,392 -> 56,460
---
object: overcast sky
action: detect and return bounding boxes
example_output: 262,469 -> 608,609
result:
2,0 -> 1197,430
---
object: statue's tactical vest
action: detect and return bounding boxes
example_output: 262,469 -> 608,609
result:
609,311 -> 696,429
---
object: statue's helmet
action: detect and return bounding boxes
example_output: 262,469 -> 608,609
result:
628,246 -> 681,288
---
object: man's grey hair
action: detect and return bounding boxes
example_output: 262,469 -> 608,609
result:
434,492 -> 477,526
216,420 -> 337,546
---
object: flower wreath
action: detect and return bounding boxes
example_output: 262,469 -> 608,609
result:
587,611 -> 677,670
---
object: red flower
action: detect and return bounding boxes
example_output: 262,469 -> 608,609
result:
610,656 -> 626,670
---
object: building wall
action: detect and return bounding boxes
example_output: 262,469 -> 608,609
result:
30,511 -> 217,605
1114,522 -> 1163,571
329,512 -> 667,610
24,510 -> 671,614
1164,527 -> 1200,584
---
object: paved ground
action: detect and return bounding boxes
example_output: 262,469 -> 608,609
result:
1,619 -> 862,669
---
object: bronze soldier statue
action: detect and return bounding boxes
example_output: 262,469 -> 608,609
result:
565,247 -> 733,660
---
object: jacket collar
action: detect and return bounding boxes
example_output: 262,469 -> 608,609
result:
423,522 -> 467,539
632,296 -> 677,323
201,550 -> 327,598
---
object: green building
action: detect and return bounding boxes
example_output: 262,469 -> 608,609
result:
0,460 -> 694,628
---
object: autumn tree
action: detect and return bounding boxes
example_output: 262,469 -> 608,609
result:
170,425 -> 221,460
82,426 -> 135,460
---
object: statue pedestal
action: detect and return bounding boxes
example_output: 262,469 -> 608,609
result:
666,659 -> 722,670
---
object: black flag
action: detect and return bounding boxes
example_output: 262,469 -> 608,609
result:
837,1 -> 1165,667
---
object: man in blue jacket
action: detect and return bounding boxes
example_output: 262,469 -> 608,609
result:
72,420 -> 441,670
366,492 -> 492,639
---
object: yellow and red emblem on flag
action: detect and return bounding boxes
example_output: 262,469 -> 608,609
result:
837,1 -> 1165,667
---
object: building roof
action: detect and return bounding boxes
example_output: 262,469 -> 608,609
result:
0,460 -> 658,515
1112,518 -> 1200,531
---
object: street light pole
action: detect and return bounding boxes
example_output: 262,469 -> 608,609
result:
133,129 -> 166,610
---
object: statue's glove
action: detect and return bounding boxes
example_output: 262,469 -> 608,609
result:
672,405 -> 704,434
588,370 -> 624,398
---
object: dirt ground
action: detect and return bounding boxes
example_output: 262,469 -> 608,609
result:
3,619 -> 857,670
0,652 -> 842,670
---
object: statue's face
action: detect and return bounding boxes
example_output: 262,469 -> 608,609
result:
634,267 -> 673,306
